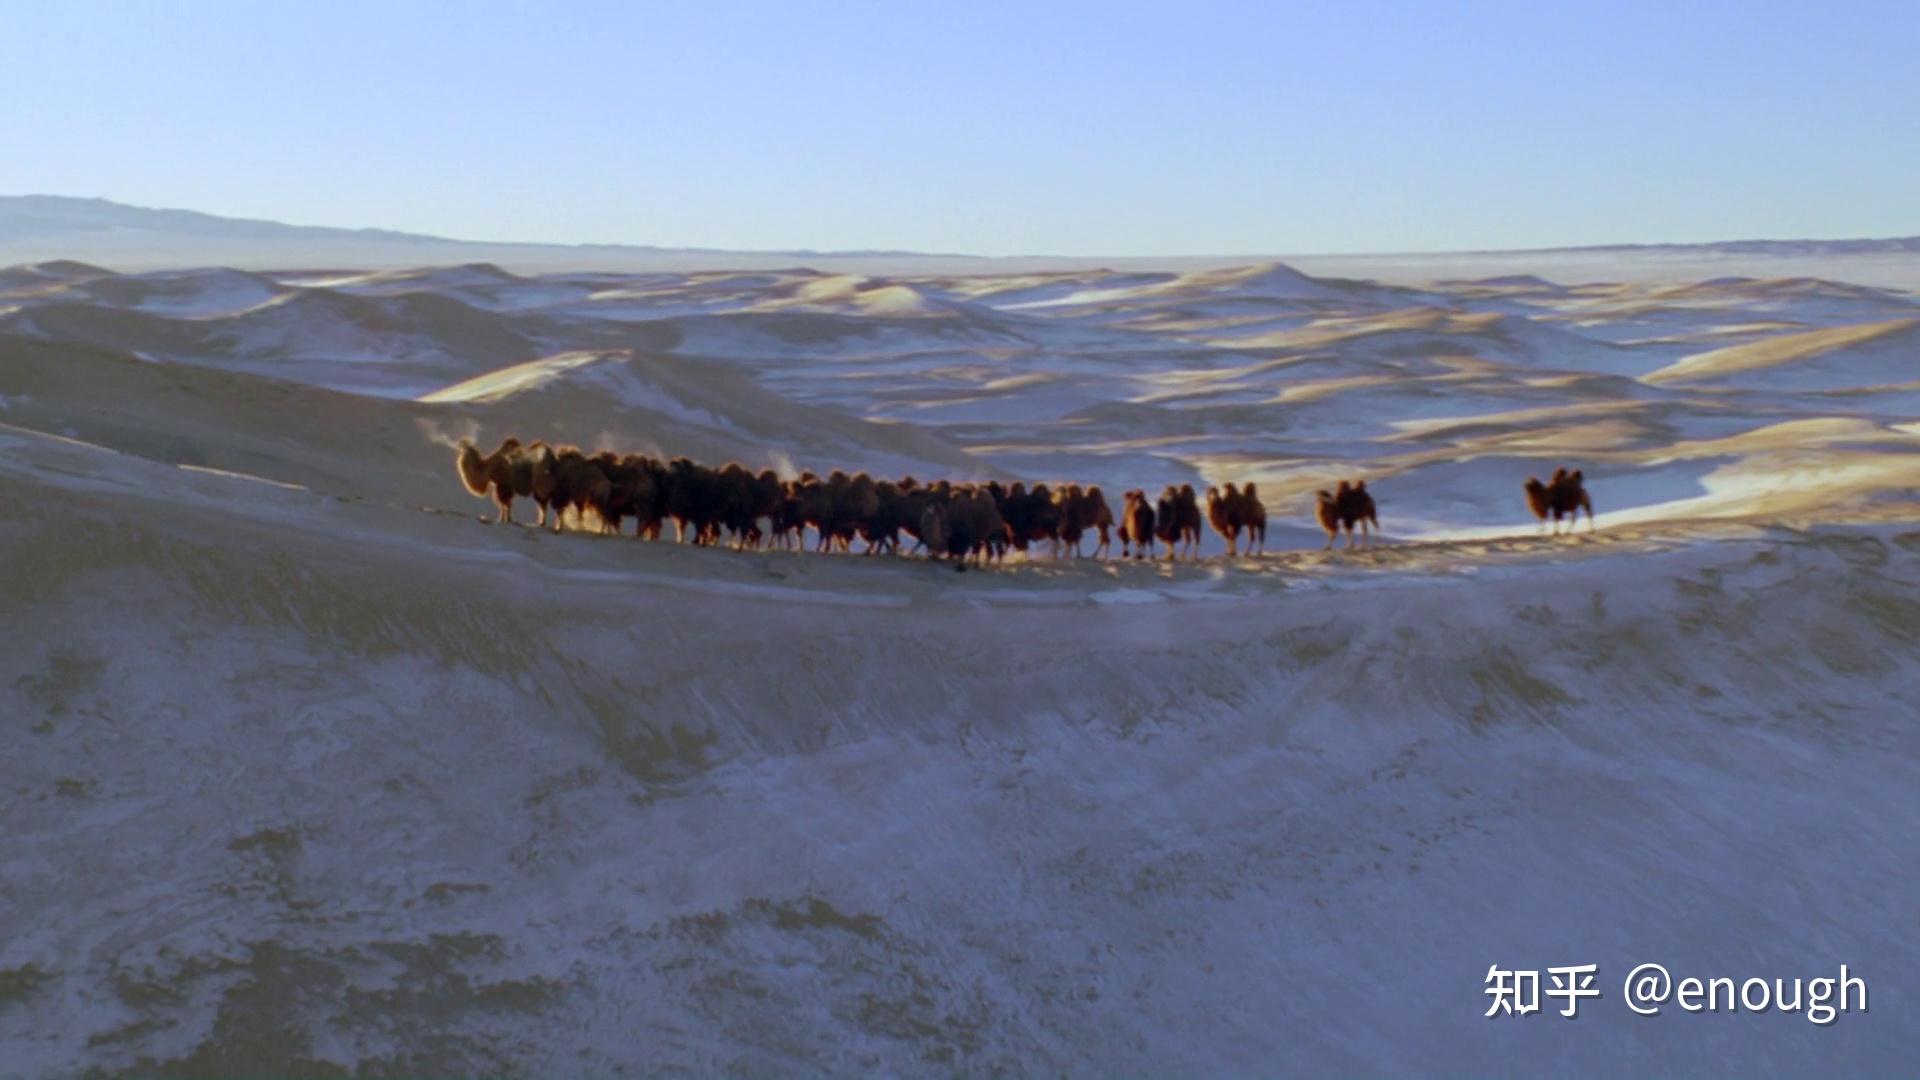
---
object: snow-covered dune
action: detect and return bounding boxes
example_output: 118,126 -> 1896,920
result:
2,252 -> 1918,1074
419,348 -> 997,478
9,256 -> 1908,533
1,424 -> 1916,1074
0,259 -> 116,289
79,267 -> 291,317
0,333 -> 994,507
1,287 -> 552,396
5,257 -> 1915,531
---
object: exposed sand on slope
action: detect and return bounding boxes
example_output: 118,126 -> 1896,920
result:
1643,317 -> 1920,387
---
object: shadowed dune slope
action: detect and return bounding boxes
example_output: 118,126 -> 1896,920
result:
0,422 -> 1917,1074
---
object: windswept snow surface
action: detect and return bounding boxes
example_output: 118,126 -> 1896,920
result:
1,251 -> 1918,1074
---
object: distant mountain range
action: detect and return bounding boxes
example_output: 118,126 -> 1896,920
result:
3,194 -> 1917,279
0,195 -> 994,274
1528,237 -> 1920,256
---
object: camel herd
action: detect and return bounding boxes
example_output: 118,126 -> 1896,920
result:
455,437 -> 1597,565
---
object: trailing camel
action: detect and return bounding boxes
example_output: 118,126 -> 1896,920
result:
1316,480 -> 1379,550
1524,468 -> 1595,534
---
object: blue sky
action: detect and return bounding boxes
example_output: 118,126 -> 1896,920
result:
3,0 -> 1915,255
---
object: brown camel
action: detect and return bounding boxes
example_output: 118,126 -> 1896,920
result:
1525,467 -> 1594,534
1318,479 -> 1379,550
1174,484 -> 1203,559
1205,485 -> 1238,556
1154,486 -> 1182,561
455,436 -> 524,523
1119,490 -> 1157,560
1235,482 -> 1268,556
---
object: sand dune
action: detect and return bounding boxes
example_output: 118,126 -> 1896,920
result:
418,347 -> 996,477
4,246 -> 1920,1074
0,259 -> 115,287
2,418 -> 1917,1073
73,266 -> 291,316
1642,317 -> 1920,389
0,332 -> 993,511
6,256 -> 1915,536
746,274 -> 970,318
311,261 -> 525,290
998,260 -> 1417,312
1,287 -> 552,396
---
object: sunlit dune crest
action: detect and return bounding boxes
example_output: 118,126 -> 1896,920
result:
418,350 -> 615,403
1642,317 -> 1920,387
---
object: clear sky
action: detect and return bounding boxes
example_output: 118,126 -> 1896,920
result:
3,0 -> 1915,255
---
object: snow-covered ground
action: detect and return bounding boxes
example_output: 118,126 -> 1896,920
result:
1,252 -> 1917,1074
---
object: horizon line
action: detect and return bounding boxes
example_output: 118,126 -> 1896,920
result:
9,193 -> 1919,265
